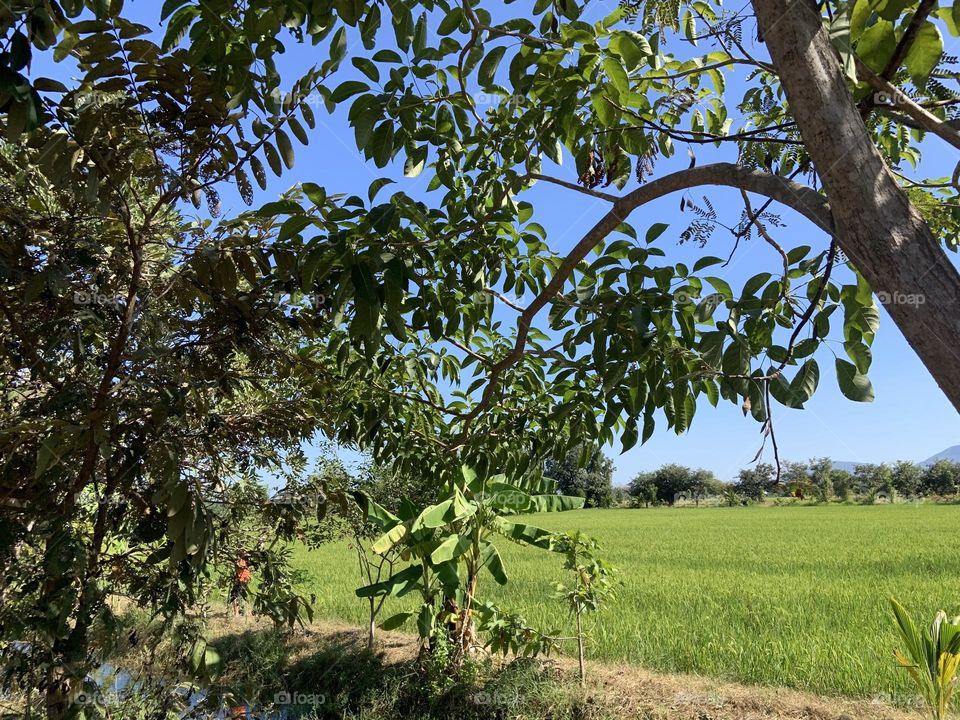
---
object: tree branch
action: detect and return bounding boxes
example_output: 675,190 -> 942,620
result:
449,163 -> 834,448
855,57 -> 960,152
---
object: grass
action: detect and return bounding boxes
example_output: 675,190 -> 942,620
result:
290,503 -> 960,702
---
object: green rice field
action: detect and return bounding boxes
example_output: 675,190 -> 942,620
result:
290,504 -> 960,701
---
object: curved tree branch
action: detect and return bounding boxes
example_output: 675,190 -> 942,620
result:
450,163 -> 834,448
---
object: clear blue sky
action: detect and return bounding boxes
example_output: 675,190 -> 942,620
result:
34,2 -> 960,484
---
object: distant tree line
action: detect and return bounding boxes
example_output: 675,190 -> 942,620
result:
627,459 -> 960,506
544,445 -> 960,509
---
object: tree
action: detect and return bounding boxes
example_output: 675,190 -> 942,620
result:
735,463 -> 776,501
853,463 -> 895,501
782,461 -> 811,498
551,531 -> 618,688
356,466 -> 583,664
0,5 -> 357,716
754,1 -> 960,411
809,458 -> 835,503
0,121 -> 330,718
6,0 -> 960,491
639,463 -> 704,505
830,469 -> 855,503
6,1 -> 960,713
610,486 -> 632,507
922,460 -> 960,497
687,468 -> 722,505
891,461 -> 923,498
544,445 -> 615,508
627,471 -> 657,508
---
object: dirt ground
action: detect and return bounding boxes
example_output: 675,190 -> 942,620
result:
4,611 -> 918,720
238,617 -> 920,720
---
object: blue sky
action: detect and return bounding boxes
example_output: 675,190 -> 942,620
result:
33,2 -> 960,484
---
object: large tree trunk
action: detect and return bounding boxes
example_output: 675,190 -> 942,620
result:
753,0 -> 960,411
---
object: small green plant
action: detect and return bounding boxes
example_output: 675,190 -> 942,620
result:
890,597 -> 960,720
356,465 -> 583,665
551,531 -> 619,687
723,489 -> 741,507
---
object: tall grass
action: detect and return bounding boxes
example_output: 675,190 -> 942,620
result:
290,504 -> 960,701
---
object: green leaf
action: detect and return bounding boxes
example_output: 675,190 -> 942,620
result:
162,5 -> 199,51
836,358 -> 875,402
621,418 -> 639,452
602,57 -> 629,95
478,46 -> 507,87
528,494 -> 585,512
481,542 -> 508,585
645,223 -> 669,243
417,603 -> 433,638
493,518 -> 553,549
437,8 -> 463,35
856,20 -> 897,72
330,80 -> 369,103
430,534 -> 472,564
694,294 -> 723,323
371,121 -> 395,168
872,0 -> 916,21
693,256 -> 724,272
367,204 -> 396,234
787,359 -> 820,408
329,27 -> 348,63
363,177 -> 392,203
590,89 -> 619,127
263,142 -> 283,177
844,340 -> 873,374
404,146 -> 427,177
381,612 -> 413,630
904,20 -> 943,86
609,31 -> 651,71
352,57 -> 380,82
356,564 -> 422,597
275,130 -> 295,169
682,10 -> 697,45
829,14 -> 857,81
370,523 -> 408,555
302,182 -> 326,206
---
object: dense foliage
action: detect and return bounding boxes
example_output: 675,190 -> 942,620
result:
2,0 -> 960,717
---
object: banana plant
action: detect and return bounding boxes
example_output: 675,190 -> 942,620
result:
354,465 -> 584,662
890,597 -> 960,720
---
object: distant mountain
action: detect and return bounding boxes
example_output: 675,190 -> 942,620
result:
827,445 -> 960,472
921,445 -> 960,466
